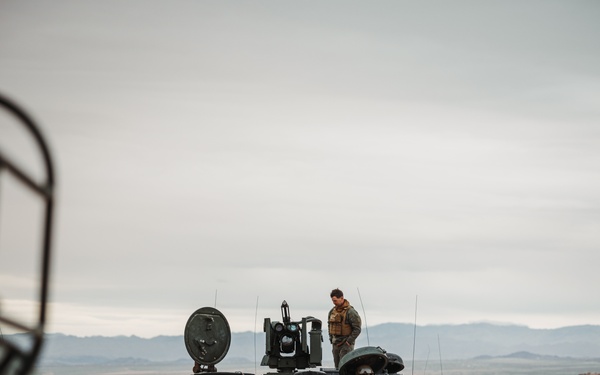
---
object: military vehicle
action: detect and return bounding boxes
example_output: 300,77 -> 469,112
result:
184,301 -> 404,375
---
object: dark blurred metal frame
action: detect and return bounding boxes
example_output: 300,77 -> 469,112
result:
0,94 -> 55,375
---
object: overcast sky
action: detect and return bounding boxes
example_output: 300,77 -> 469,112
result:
1,1 -> 599,339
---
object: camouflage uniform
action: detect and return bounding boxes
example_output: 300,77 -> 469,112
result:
328,299 -> 361,368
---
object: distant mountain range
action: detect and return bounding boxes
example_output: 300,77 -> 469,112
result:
8,323 -> 600,365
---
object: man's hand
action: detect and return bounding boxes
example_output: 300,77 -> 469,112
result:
336,339 -> 349,347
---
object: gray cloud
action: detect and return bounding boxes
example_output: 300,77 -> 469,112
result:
1,0 -> 599,337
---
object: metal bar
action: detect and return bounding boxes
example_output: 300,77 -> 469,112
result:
0,93 -> 56,375
0,151 -> 51,198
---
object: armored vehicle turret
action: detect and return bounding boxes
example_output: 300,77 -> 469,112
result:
184,302 -> 403,375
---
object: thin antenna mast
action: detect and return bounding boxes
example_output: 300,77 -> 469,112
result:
437,334 -> 444,375
411,295 -> 418,375
356,287 -> 370,346
423,344 -> 430,375
254,296 -> 259,375
214,289 -> 218,308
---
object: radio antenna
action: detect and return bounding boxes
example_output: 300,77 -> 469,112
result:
356,287 -> 370,345
438,334 -> 444,375
214,289 -> 218,308
411,295 -> 418,375
423,344 -> 430,375
254,296 -> 259,375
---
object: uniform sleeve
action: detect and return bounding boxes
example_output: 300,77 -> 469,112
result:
327,308 -> 333,343
346,308 -> 362,345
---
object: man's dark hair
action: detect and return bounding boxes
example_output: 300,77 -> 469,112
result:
330,288 -> 344,298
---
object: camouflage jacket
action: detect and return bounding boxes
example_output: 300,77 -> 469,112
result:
327,299 -> 361,345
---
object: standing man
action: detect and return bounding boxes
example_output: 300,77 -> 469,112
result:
328,288 -> 361,369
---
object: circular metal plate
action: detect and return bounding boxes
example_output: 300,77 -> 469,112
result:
339,346 -> 388,375
184,307 -> 231,365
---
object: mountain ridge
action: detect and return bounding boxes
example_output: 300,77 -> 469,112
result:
11,322 -> 599,364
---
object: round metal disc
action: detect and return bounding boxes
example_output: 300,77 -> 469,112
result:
184,307 -> 231,365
